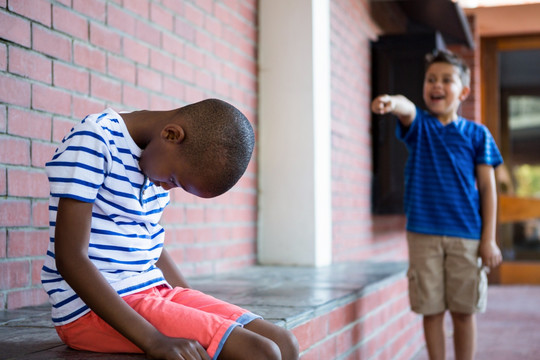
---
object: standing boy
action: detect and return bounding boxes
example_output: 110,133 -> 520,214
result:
371,50 -> 503,360
42,99 -> 299,360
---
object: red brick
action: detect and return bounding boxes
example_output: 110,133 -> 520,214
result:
0,136 -> 30,166
0,261 -> 29,289
185,45 -> 205,68
0,11 -> 31,47
9,46 -> 52,84
0,42 -> 6,71
52,4 -> 88,40
7,288 -> 48,309
0,104 -> 5,132
73,0 -> 106,22
196,29 -> 213,53
195,69 -> 212,89
91,73 -> 122,103
162,32 -> 185,58
0,74 -> 31,107
123,37 -> 149,65
90,22 -> 122,54
108,55 -> 136,83
8,108 -> 51,140
73,42 -> 106,72
122,84 -> 149,110
150,49 -> 174,75
7,229 -> 48,257
32,84 -> 71,116
135,19 -> 161,47
124,0 -> 149,18
161,0 -> 184,14
174,60 -> 195,83
184,2 -> 204,27
184,84 -> 204,103
9,0 -> 51,26
163,76 -> 184,99
0,230 -> 6,258
0,167 -> 5,197
137,66 -> 162,92
174,17 -> 196,42
32,259 -> 45,285
7,169 -> 49,198
32,141 -> 57,167
150,3 -> 174,31
52,117 -> 76,143
292,315 -> 330,352
32,199 -> 49,227
72,95 -> 105,120
107,5 -> 136,36
54,61 -> 90,94
32,25 -> 72,62
150,94 -> 176,111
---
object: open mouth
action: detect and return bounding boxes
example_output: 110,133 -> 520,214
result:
430,94 -> 445,101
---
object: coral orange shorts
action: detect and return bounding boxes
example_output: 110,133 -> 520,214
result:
55,285 -> 260,359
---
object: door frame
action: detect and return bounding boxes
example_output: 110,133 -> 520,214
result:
481,34 -> 540,284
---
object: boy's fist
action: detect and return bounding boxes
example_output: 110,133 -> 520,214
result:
371,95 -> 394,115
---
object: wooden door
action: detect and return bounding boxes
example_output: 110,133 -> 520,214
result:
482,35 -> 540,284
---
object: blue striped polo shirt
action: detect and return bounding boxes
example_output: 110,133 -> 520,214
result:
396,107 -> 503,240
41,108 -> 169,326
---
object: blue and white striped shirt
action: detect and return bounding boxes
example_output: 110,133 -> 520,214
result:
41,108 -> 169,326
396,108 -> 503,240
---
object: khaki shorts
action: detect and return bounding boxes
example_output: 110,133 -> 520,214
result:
406,232 -> 488,315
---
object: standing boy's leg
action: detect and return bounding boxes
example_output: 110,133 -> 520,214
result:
444,237 -> 486,360
451,312 -> 476,360
423,312 -> 446,360
406,233 -> 447,359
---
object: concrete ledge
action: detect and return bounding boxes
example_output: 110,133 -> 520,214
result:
1,261 -> 423,359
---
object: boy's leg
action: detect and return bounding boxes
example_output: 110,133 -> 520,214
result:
450,312 -> 476,360
218,319 -> 298,360
444,237 -> 485,360
423,312 -> 446,360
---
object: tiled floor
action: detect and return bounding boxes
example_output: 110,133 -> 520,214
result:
412,285 -> 540,360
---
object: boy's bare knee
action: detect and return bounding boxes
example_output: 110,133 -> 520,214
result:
279,328 -> 299,360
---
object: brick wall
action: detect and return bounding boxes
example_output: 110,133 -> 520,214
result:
0,0 -> 257,309
330,0 -> 408,263
292,277 -> 423,359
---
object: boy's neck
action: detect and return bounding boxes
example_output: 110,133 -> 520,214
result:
121,110 -> 173,149
434,112 -> 458,126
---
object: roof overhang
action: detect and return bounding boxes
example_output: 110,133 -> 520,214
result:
395,0 -> 475,48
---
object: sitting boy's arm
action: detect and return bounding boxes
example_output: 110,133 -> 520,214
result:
371,94 -> 416,127
156,248 -> 190,288
476,164 -> 503,269
54,197 -> 209,360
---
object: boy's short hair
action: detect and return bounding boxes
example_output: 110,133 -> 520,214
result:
177,98 -> 255,197
425,49 -> 471,88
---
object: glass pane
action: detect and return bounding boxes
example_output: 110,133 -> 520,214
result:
501,94 -> 540,262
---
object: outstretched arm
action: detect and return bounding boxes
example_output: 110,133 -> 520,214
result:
371,94 -> 416,127
54,197 -> 209,360
476,164 -> 503,268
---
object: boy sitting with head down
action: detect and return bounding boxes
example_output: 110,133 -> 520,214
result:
42,99 -> 299,360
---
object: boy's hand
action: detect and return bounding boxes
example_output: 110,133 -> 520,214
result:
371,94 -> 395,115
371,94 -> 416,126
146,336 -> 210,360
479,240 -> 503,269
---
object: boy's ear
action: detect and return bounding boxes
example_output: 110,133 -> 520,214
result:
459,86 -> 471,101
161,124 -> 185,143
